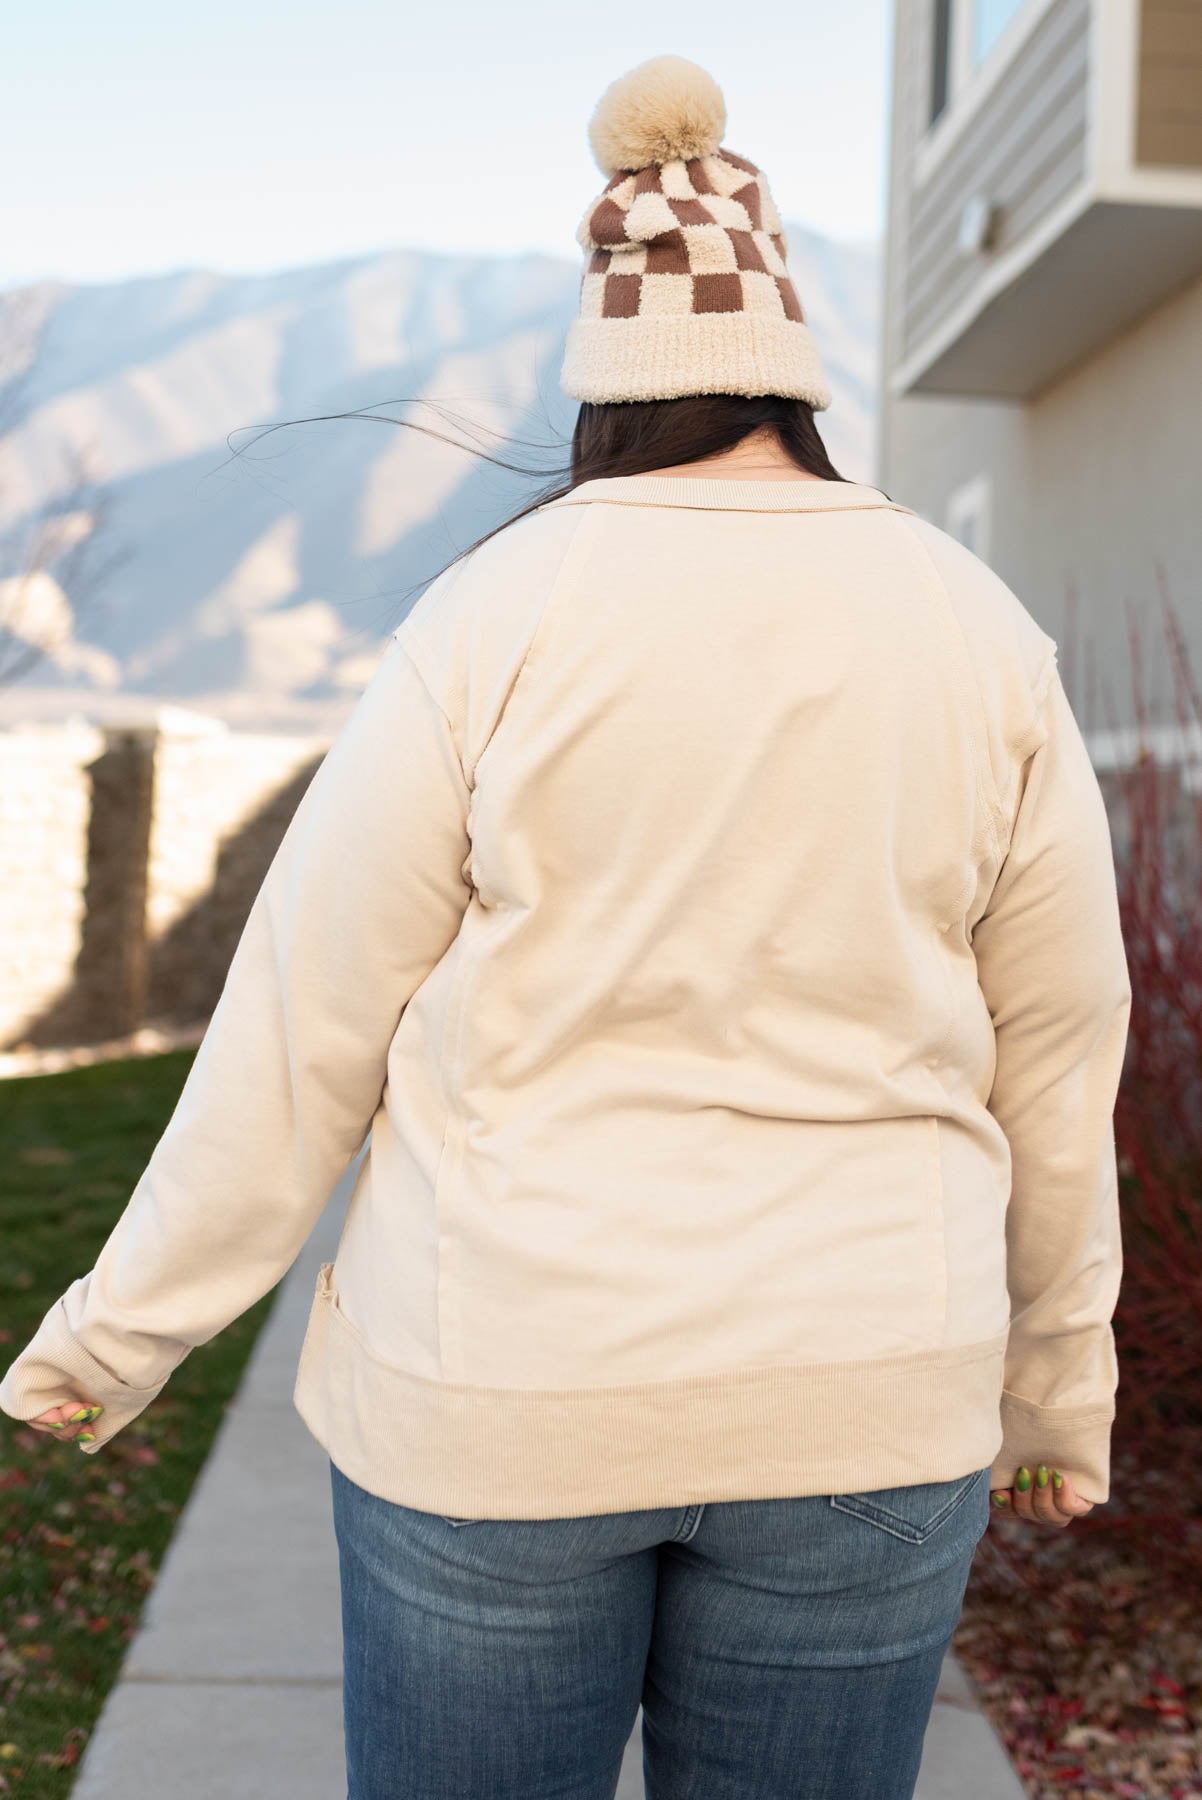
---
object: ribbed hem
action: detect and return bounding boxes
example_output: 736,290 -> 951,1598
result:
293,1262 -> 1015,1520
560,312 -> 833,408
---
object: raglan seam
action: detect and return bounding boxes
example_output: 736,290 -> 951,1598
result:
391,512 -> 598,786
463,503 -> 606,789
415,503 -> 607,1387
388,635 -> 461,753
889,511 -> 1010,868
392,547 -> 477,662
1010,645 -> 1062,767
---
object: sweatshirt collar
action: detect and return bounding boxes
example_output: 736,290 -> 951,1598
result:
539,475 -> 914,516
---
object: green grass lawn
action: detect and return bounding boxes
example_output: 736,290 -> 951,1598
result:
0,1049 -> 280,1798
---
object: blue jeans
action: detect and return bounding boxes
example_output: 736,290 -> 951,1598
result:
329,1459 -> 992,1800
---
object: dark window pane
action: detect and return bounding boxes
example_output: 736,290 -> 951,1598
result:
930,0 -> 952,125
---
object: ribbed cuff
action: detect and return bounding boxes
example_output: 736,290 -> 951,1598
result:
0,1298 -> 171,1455
988,1388 -> 1116,1504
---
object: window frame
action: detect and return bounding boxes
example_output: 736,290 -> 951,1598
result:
971,0 -> 1030,68
916,0 -> 1069,187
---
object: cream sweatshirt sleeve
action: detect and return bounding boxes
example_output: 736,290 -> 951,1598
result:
974,655 -> 1132,1504
0,623 -> 473,1453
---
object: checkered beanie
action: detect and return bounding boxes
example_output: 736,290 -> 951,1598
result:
560,55 -> 832,410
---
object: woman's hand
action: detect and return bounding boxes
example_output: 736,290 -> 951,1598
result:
25,1402 -> 104,1446
991,1464 -> 1095,1527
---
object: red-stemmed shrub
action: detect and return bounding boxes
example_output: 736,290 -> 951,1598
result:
954,571 -> 1202,1799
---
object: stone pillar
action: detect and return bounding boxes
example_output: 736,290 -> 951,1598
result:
69,725 -> 159,1042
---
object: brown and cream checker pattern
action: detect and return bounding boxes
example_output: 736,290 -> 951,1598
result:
577,147 -> 806,326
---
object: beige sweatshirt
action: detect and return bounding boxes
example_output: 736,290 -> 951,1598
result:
1,475 -> 1131,1516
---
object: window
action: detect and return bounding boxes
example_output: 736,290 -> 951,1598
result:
918,0 -> 1061,176
930,0 -> 953,124
945,475 -> 993,563
972,0 -> 1026,67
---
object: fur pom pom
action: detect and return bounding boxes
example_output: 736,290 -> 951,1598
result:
587,55 -> 727,175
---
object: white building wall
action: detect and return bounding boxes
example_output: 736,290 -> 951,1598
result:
881,271 -> 1202,736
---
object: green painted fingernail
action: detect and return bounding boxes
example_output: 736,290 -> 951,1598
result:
1036,1464 -> 1049,1488
991,1492 -> 1009,1507
47,1420 -> 65,1429
1052,1469 -> 1063,1490
1015,1466 -> 1032,1491
77,1430 -> 95,1444
68,1407 -> 91,1422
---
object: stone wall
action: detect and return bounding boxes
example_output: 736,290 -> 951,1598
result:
0,711 -> 1195,1056
142,725 -> 327,1029
1,712 -> 327,1053
0,723 -> 98,1050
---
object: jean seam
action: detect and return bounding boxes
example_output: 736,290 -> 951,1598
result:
678,1504 -> 706,1543
829,1466 -> 988,1543
828,1501 -> 924,1543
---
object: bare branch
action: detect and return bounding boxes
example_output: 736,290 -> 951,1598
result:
0,292 -> 124,688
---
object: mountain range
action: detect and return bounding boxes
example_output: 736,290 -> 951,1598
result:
0,225 -> 880,733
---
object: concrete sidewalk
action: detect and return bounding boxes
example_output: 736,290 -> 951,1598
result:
70,1164 -> 1025,1800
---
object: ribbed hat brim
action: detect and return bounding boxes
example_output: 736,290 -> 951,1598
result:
561,312 -> 832,409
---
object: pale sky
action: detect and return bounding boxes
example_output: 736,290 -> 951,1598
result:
2,0 -> 891,290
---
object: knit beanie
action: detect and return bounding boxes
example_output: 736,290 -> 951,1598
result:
560,55 -> 832,410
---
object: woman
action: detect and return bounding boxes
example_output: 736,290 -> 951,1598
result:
2,54 -> 1130,1800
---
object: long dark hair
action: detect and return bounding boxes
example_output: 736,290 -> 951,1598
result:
226,391 -> 849,626
570,393 -> 846,488
494,390 -> 848,555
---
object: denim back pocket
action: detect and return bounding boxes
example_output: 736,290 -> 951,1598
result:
829,1466 -> 990,1544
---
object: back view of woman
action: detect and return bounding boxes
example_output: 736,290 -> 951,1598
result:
3,55 -> 1131,1800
